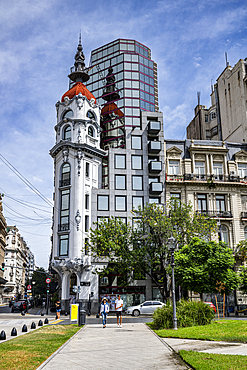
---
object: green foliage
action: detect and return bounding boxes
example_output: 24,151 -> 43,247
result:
239,267 -> 247,294
235,239 -> 247,262
175,237 -> 240,294
152,300 -> 215,329
30,267 -> 48,297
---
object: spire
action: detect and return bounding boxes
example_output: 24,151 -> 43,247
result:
68,36 -> 89,83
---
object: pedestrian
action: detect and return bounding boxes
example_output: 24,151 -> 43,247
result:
100,298 -> 109,328
55,300 -> 61,319
115,294 -> 123,328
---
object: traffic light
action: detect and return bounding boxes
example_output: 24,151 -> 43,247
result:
1,263 -> 5,271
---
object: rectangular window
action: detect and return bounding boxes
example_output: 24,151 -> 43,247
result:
60,189 -> 70,230
216,195 -> 225,212
59,234 -> 69,256
197,194 -> 207,212
85,194 -> 89,210
238,163 -> 247,178
168,160 -> 179,175
116,217 -> 127,224
241,195 -> 247,211
115,196 -> 126,211
115,154 -> 126,169
132,196 -> 143,210
85,215 -> 89,232
195,161 -> 205,175
132,176 -> 143,190
131,136 -> 142,149
115,175 -> 126,190
132,155 -> 142,170
149,198 -> 160,204
213,162 -> 223,176
86,162 -> 90,177
98,195 -> 109,211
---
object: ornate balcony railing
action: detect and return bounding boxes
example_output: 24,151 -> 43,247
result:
166,173 -> 247,184
196,210 -> 233,218
58,223 -> 70,231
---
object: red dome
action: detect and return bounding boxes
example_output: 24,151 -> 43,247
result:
61,82 -> 96,103
101,102 -> 124,117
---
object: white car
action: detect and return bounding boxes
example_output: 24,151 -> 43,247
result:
125,300 -> 165,316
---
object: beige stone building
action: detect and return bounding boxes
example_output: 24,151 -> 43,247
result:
187,58 -> 247,143
0,195 -> 7,303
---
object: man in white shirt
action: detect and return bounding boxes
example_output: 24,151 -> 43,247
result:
115,294 -> 123,327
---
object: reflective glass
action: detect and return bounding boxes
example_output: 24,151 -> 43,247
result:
115,154 -> 126,169
98,195 -> 109,211
132,176 -> 143,190
133,197 -> 143,210
132,155 -> 142,169
115,175 -> 126,190
115,196 -> 126,211
132,136 -> 142,149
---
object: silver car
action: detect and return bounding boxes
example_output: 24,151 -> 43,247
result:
125,300 -> 165,316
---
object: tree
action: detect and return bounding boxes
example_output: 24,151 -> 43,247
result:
174,237 -> 240,295
90,201 -> 217,301
29,267 -> 48,297
239,267 -> 247,294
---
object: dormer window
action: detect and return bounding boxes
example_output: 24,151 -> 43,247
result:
238,163 -> 247,178
88,126 -> 94,137
168,160 -> 179,175
87,110 -> 96,120
62,110 -> 73,120
63,125 -> 71,141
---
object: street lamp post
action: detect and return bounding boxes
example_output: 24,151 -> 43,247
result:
32,281 -> 36,298
168,236 -> 178,330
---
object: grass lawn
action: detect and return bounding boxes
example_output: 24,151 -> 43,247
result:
179,350 -> 247,370
0,324 -> 81,370
152,320 -> 247,343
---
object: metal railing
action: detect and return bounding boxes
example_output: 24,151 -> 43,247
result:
59,179 -> 71,187
58,223 -> 70,231
166,173 -> 247,183
196,210 -> 233,218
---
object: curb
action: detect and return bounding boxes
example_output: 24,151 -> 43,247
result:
36,325 -> 86,370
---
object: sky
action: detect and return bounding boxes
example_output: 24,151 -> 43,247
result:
0,0 -> 247,269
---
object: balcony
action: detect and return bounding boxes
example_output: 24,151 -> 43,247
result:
59,179 -> 71,187
149,161 -> 162,174
58,223 -> 70,231
196,210 -> 233,218
149,182 -> 163,194
165,173 -> 247,184
148,141 -> 161,154
148,121 -> 161,135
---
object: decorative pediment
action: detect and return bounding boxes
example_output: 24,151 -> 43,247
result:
195,154 -> 205,160
213,155 -> 223,161
235,150 -> 247,162
166,146 -> 183,157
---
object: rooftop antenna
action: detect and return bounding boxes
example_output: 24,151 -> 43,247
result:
225,52 -> 229,67
79,30 -> 81,45
197,91 -> 201,106
211,79 -> 213,94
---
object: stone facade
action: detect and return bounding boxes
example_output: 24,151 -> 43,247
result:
0,195 -> 7,303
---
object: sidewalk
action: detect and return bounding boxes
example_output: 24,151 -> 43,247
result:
37,323 -> 188,370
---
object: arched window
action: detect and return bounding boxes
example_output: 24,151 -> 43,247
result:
87,110 -> 96,120
63,125 -> 71,141
221,225 -> 229,244
62,110 -> 73,120
244,226 -> 247,240
60,163 -> 70,187
88,126 -> 94,137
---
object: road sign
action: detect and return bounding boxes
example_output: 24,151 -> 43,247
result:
27,285 -> 32,290
80,281 -> 90,286
27,290 -> 31,293
46,278 -> 51,284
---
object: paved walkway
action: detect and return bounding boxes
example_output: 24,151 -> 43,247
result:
37,323 -> 188,370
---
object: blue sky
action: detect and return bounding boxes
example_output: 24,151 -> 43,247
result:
0,0 -> 247,269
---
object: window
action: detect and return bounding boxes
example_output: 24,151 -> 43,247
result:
221,225 -> 229,244
132,176 -> 143,190
60,163 -> 70,187
85,216 -> 89,232
149,198 -> 160,204
170,193 -> 181,200
63,125 -> 71,141
59,234 -> 69,256
216,195 -> 225,212
62,110 -> 73,119
115,154 -> 126,169
115,175 -> 126,190
205,115 -> 208,123
168,160 -> 179,175
98,195 -> 109,211
87,110 -> 96,120
213,162 -> 223,176
132,155 -> 142,170
86,162 -> 90,177
115,196 -> 126,211
197,194 -> 207,212
238,163 -> 247,178
116,217 -> 127,224
131,136 -> 142,149
132,196 -> 143,210
88,126 -> 94,137
244,226 -> 247,240
85,194 -> 89,210
195,161 -> 205,176
60,189 -> 70,230
170,193 -> 181,207
241,195 -> 247,211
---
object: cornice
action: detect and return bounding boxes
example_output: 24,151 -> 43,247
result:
50,141 -> 106,159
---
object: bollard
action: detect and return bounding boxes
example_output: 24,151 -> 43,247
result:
31,322 -> 36,329
38,320 -> 43,326
65,311 -> 68,316
41,313 -> 44,316
0,330 -> 6,340
21,311 -> 25,316
11,327 -> 17,336
22,324 -> 28,332
44,318 -> 49,324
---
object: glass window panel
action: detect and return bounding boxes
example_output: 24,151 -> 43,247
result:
241,195 -> 247,211
115,175 -> 126,190
195,161 -> 205,175
133,196 -> 143,210
128,44 -> 135,51
132,176 -> 143,190
124,89 -> 132,97
125,117 -> 132,125
132,155 -> 142,169
213,162 -> 223,175
238,163 -> 247,178
133,108 -> 140,116
132,81 -> 139,89
124,80 -> 131,88
124,71 -> 131,79
197,194 -> 207,212
149,198 -> 160,204
132,90 -> 139,98
132,99 -> 139,107
132,72 -> 139,80
131,136 -> 142,149
216,195 -> 225,212
115,154 -> 126,169
59,235 -> 69,256
98,195 -> 109,211
168,160 -> 179,175
244,226 -> 247,239
115,196 -> 126,211
125,108 -> 132,115
125,98 -> 132,106
132,63 -> 139,71
124,62 -> 131,70
133,117 -> 140,126
132,55 -> 138,62
221,225 -> 229,244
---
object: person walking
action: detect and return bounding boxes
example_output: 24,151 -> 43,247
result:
100,298 -> 109,328
115,294 -> 123,328
55,300 -> 61,319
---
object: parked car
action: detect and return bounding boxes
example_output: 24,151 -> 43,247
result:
11,300 -> 27,313
204,301 -> 216,313
125,300 -> 165,316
